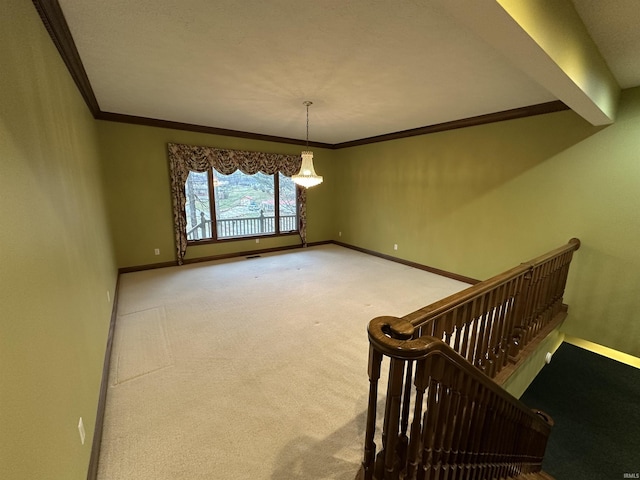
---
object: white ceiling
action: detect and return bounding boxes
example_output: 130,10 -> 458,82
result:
57,0 -> 640,145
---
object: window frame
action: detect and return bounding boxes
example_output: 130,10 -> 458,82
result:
185,168 -> 300,246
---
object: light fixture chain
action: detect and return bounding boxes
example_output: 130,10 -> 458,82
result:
306,102 -> 309,147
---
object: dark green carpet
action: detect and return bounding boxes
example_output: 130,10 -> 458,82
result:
519,342 -> 640,480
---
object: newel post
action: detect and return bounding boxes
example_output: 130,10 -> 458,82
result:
363,316 -> 416,480
363,345 -> 383,480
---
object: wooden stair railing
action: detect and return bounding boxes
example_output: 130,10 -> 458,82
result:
404,238 -> 580,379
359,239 -> 581,480
361,329 -> 554,480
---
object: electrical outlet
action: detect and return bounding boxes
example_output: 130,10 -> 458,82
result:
154,248 -> 160,255
339,231 -> 342,237
256,238 -> 260,244
78,417 -> 86,445
106,290 -> 110,303
393,244 -> 398,251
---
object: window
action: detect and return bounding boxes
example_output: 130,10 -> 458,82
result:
168,142 -> 306,265
185,169 -> 298,242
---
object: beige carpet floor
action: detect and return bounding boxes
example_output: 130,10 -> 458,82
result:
97,244 -> 470,480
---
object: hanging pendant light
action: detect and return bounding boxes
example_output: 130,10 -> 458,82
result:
292,101 -> 323,188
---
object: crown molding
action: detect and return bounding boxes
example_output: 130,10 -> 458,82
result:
96,111 -> 334,149
333,101 -> 569,149
32,0 -> 100,116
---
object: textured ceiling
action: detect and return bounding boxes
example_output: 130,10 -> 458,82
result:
55,0 -> 640,145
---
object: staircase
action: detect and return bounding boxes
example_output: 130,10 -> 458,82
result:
358,239 -> 581,480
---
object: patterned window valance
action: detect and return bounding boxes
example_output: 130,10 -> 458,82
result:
167,142 -> 306,265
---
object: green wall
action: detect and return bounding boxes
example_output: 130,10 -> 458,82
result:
0,1 -> 117,479
334,88 -> 640,358
98,121 -> 336,268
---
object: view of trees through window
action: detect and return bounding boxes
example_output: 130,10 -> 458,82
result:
185,169 -> 297,241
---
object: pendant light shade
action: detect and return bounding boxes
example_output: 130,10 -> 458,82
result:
292,101 -> 323,188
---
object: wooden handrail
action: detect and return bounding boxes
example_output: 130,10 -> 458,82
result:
359,239 -> 580,480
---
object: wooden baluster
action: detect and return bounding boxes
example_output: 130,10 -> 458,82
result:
488,284 -> 508,377
466,303 -> 477,367
489,396 -> 506,478
483,288 -> 499,378
419,356 -> 445,480
541,260 -> 554,327
509,271 -> 531,363
519,273 -> 534,352
467,384 -> 489,479
495,404 -> 509,479
523,268 -> 536,346
549,255 -> 564,315
399,360 -> 414,465
530,264 -> 542,338
474,294 -> 489,372
559,254 -> 572,302
423,317 -> 435,337
407,358 -> 429,479
534,263 -> 549,336
451,308 -> 463,355
509,405 -> 522,477
442,311 -> 453,346
547,256 -> 559,309
418,379 -> 436,480
362,346 -> 383,480
486,289 -> 500,369
536,263 -> 548,338
458,303 -> 471,363
467,298 -> 478,365
480,291 -> 497,374
471,295 -> 486,369
499,279 -> 519,369
381,357 -> 406,479
439,365 -> 459,480
484,400 -> 499,479
511,406 -> 524,477
456,375 -> 479,480
478,397 -> 493,479
500,403 -> 515,478
494,402 -> 512,479
431,372 -> 452,480
444,368 -> 467,480
497,281 -> 515,373
474,295 -> 488,369
559,254 -> 571,305
433,316 -> 445,341
528,265 -> 544,344
550,253 -> 563,314
479,391 -> 499,478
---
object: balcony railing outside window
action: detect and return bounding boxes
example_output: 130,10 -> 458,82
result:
186,214 -> 297,241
